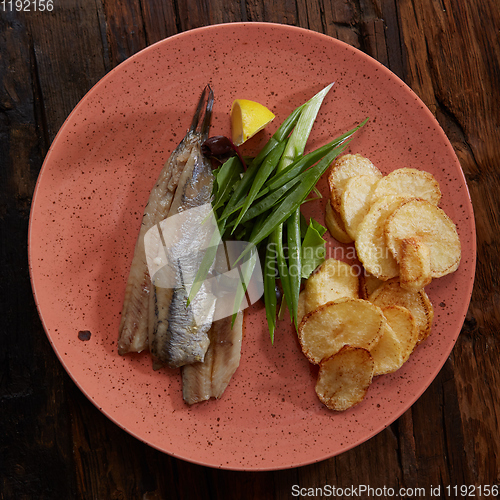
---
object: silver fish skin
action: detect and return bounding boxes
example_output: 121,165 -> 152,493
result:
149,88 -> 217,369
117,135 -> 194,354
181,310 -> 244,405
118,85 -> 214,356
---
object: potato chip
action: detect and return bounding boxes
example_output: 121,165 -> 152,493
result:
359,272 -> 384,299
372,167 -> 441,205
380,305 -> 418,362
315,346 -> 374,411
305,258 -> 359,314
325,201 -> 353,244
297,290 -> 307,326
370,322 -> 404,376
399,237 -> 432,290
369,278 -> 434,342
299,298 -> 385,364
328,154 -> 382,211
385,199 -> 461,278
355,195 -> 412,280
340,174 -> 380,240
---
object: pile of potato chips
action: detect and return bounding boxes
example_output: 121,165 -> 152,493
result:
298,154 -> 461,411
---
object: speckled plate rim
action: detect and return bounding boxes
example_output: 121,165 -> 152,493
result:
28,22 -> 476,471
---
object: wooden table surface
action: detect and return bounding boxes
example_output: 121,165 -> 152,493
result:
1,1 -> 499,498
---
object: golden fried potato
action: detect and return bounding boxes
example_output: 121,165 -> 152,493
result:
297,290 -> 307,326
315,346 -> 374,411
325,201 -> 353,244
369,278 -> 434,343
370,322 -> 404,376
340,174 -> 380,240
372,167 -> 441,205
380,305 -> 418,362
385,199 -> 461,278
328,154 -> 382,211
304,258 -> 359,314
359,272 -> 384,299
399,237 -> 432,291
355,195 -> 412,280
298,298 -> 385,364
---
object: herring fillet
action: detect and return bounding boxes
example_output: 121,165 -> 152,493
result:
149,139 -> 217,368
181,311 -> 244,405
117,140 -> 192,354
118,86 -> 214,355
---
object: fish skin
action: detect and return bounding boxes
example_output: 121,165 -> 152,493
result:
180,234 -> 245,403
117,137 -> 193,355
150,138 -> 217,368
181,311 -> 244,405
118,85 -> 214,357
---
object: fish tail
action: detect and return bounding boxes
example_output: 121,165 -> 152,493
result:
189,84 -> 214,141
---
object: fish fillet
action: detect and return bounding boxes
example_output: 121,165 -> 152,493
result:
182,311 -> 244,405
118,85 -> 213,355
117,140 -> 191,354
148,139 -> 216,367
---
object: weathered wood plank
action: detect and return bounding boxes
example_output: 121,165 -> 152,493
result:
99,0 -> 148,66
23,2 -> 108,142
176,0 -> 244,30
140,0 -> 179,44
398,0 -> 500,491
0,11 -> 78,499
245,0 -> 297,25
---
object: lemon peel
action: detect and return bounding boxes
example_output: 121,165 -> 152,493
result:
231,99 -> 275,146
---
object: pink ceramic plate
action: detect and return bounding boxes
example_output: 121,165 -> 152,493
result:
29,23 -> 475,471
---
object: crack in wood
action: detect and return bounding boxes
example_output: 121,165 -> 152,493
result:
29,36 -> 50,155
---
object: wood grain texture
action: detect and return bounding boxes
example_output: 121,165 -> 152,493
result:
1,0 -> 499,498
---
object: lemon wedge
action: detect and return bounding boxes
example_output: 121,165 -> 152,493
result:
231,99 -> 275,146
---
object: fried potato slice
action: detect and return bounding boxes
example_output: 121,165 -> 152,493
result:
299,298 -> 385,364
328,154 -> 383,211
399,237 -> 432,290
315,346 -> 374,411
380,305 -> 418,363
340,174 -> 380,240
370,322 -> 404,376
369,279 -> 434,342
304,258 -> 359,314
297,290 -> 307,326
385,199 -> 461,278
325,200 -> 353,244
359,272 -> 384,299
355,195 -> 412,280
372,167 -> 442,205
